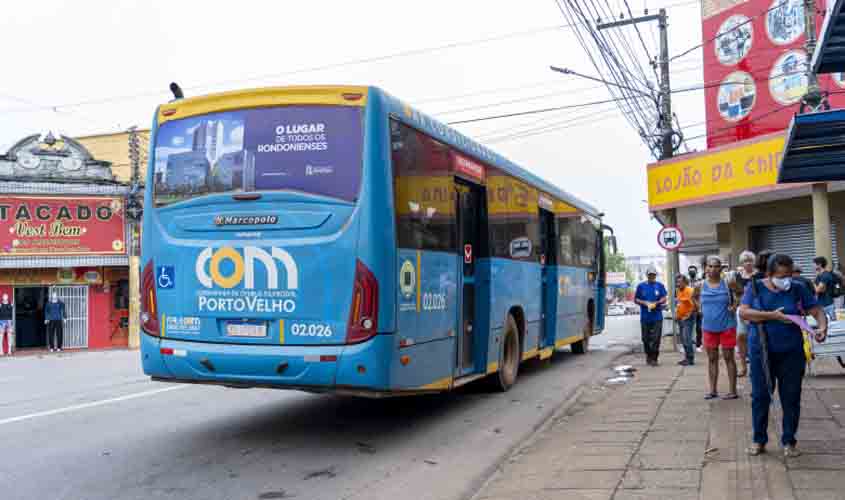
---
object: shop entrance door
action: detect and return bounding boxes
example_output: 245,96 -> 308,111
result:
50,285 -> 88,349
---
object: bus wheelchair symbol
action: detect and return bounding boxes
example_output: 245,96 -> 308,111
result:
157,266 -> 175,289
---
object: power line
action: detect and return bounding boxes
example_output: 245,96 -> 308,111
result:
431,83 -> 606,115
3,23 -> 581,114
446,96 -> 637,124
669,0 -> 788,62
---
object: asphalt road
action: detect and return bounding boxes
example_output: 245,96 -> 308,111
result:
0,315 -> 641,500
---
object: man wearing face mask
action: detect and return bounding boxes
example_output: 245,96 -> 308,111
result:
740,254 -> 828,458
0,293 -> 12,356
44,292 -> 66,353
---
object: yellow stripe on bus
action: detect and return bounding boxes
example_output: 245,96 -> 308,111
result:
538,347 -> 554,360
279,319 -> 285,345
486,362 -> 499,374
522,348 -> 539,361
161,314 -> 166,337
420,376 -> 452,390
555,335 -> 583,348
157,86 -> 369,124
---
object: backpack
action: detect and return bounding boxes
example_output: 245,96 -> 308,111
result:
831,272 -> 844,298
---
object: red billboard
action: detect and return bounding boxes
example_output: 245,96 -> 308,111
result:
0,196 -> 127,256
702,0 -> 845,148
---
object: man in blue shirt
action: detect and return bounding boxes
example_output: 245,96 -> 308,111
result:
634,266 -> 668,366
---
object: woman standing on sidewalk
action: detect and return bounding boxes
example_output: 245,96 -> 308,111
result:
675,274 -> 696,366
732,250 -> 756,377
695,255 -> 738,400
739,253 -> 828,457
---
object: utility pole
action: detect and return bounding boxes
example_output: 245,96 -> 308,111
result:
599,8 -> 680,347
126,127 -> 143,350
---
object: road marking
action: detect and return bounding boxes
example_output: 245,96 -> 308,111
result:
0,385 -> 188,425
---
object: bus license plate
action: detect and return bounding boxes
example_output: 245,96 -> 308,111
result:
226,322 -> 267,338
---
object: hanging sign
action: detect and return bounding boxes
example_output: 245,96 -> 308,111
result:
464,244 -> 473,264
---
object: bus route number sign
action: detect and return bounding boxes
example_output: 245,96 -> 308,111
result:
657,226 -> 684,251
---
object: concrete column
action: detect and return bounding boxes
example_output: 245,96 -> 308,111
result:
812,183 -> 833,265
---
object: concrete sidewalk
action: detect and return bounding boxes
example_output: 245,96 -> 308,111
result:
474,339 -> 845,500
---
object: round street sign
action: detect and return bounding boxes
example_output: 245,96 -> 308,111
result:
657,225 -> 685,251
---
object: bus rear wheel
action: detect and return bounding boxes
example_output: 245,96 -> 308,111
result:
572,320 -> 591,354
492,314 -> 521,392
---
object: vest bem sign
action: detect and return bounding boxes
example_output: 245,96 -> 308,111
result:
0,196 -> 126,256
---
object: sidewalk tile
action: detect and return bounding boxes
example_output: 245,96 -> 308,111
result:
789,470 -> 845,490
621,468 -> 700,489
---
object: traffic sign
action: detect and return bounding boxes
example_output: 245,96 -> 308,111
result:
657,225 -> 684,251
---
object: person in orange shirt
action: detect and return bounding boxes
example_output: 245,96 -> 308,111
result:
676,274 -> 696,366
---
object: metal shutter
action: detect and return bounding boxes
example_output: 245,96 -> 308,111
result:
750,221 -> 839,273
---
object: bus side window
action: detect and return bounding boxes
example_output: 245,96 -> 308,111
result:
391,119 -> 456,252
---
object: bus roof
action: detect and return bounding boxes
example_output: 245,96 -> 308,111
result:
375,87 -> 601,218
153,85 -> 601,217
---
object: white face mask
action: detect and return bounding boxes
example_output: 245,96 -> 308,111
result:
772,277 -> 792,291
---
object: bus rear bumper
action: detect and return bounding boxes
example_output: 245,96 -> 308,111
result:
140,333 -> 393,391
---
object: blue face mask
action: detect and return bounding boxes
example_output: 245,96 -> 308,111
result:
772,277 -> 792,291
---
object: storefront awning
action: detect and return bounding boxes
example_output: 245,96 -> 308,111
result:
812,0 -> 845,74
779,109 -> 845,183
0,255 -> 128,269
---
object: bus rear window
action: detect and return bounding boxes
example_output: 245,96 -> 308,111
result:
153,105 -> 363,206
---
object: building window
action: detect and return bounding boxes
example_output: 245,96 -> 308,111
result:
114,279 -> 129,309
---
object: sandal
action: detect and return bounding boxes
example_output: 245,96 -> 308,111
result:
784,445 -> 802,458
747,443 -> 766,456
722,393 -> 739,400
705,393 -> 719,400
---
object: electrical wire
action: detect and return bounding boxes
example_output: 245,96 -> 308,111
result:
446,96 -> 636,124
669,0 -> 789,62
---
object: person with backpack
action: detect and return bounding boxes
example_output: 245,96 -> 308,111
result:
694,255 -> 738,400
739,253 -> 828,457
813,256 -> 838,320
731,250 -> 756,377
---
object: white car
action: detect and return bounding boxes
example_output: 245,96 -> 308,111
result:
608,304 -> 626,316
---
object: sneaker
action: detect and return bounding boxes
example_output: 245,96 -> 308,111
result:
48,348 -> 54,352
696,347 -> 703,353
747,443 -> 766,456
677,360 -> 689,366
784,445 -> 801,458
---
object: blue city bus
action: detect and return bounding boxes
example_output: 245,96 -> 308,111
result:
140,85 -> 614,395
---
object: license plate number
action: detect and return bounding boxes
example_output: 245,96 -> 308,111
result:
226,322 -> 266,337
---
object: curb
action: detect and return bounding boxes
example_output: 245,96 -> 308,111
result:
463,345 -> 636,500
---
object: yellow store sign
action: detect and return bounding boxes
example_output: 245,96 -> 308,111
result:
647,133 -> 795,210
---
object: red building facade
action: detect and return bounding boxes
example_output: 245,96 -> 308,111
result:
0,133 -> 132,354
702,0 -> 845,147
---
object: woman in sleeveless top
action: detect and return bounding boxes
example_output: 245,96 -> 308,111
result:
695,255 -> 738,399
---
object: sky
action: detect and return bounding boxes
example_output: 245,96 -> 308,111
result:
0,0 -> 710,256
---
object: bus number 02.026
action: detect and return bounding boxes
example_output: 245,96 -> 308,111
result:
290,323 -> 333,337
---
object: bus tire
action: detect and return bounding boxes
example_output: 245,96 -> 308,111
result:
493,314 -> 521,392
572,319 -> 591,354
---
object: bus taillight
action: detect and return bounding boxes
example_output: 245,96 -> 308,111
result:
346,259 -> 378,344
141,261 -> 160,336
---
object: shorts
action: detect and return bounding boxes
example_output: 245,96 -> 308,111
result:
703,328 -> 737,349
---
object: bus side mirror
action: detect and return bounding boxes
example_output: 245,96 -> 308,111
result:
609,235 -> 618,254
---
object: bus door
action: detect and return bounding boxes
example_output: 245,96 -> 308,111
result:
455,181 -> 485,377
539,209 -> 558,349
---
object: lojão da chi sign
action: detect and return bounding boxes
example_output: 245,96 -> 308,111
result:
0,196 -> 126,256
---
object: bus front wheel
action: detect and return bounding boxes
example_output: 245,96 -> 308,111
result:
493,314 -> 521,392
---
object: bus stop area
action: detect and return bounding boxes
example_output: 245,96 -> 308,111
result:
474,338 -> 845,500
